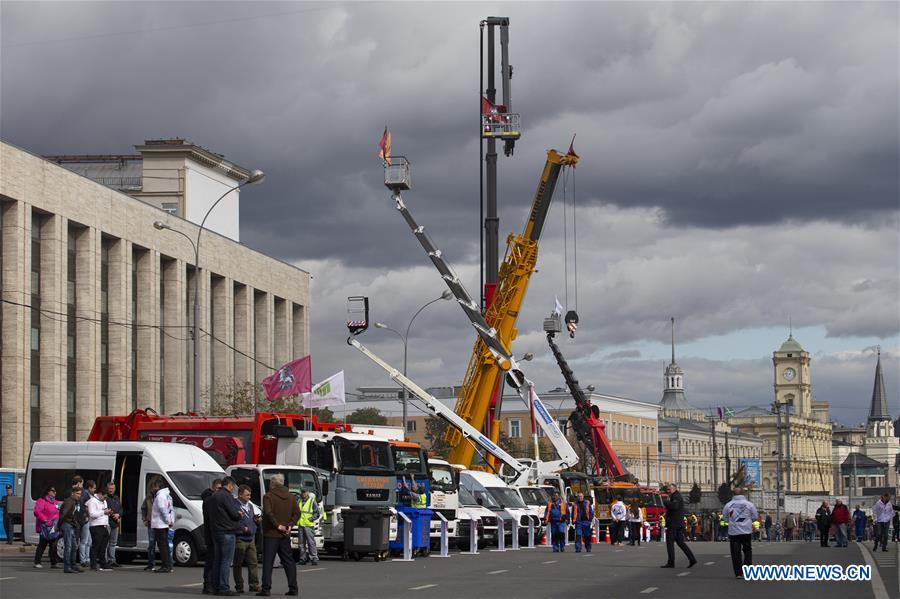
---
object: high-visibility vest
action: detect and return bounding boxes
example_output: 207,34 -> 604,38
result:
752,520 -> 760,531
412,490 -> 427,509
572,500 -> 593,523
545,500 -> 568,524
298,495 -> 317,527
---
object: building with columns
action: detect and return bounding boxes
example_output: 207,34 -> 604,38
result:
656,318 -> 764,491
727,334 -> 834,493
0,140 -> 310,468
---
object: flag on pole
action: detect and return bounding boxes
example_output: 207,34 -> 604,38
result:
261,356 -> 312,401
566,134 -> 579,164
554,296 -> 564,316
724,407 -> 735,417
302,371 -> 346,408
378,127 -> 392,165
481,96 -> 496,115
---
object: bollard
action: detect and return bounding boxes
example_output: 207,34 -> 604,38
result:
525,518 -> 536,549
461,516 -> 480,555
431,512 -> 451,558
492,518 -> 507,552
392,512 -> 414,562
511,518 -> 520,550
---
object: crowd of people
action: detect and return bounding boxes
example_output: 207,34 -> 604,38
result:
30,473 -> 322,597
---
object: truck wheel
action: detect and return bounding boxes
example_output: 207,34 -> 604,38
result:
173,532 -> 198,567
56,538 -> 66,562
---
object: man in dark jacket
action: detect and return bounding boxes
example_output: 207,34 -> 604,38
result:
200,479 -> 222,595
815,503 -> 832,548
104,482 -> 122,567
259,473 -> 300,597
661,483 -> 696,569
211,477 -> 242,596
59,487 -> 83,573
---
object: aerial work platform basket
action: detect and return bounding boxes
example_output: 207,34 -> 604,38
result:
383,156 -> 411,191
481,112 -> 521,140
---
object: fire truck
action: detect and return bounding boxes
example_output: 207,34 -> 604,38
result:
87,408 -> 348,467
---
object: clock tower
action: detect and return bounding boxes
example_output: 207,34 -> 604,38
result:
773,334 -> 811,417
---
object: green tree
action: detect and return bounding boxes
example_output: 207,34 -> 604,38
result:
689,482 -> 702,505
424,417 -> 451,458
717,482 -> 734,505
346,407 -> 387,425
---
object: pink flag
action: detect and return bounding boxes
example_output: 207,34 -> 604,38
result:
261,356 -> 312,401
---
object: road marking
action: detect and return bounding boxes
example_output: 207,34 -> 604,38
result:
409,584 -> 438,591
677,571 -> 691,577
542,560 -> 558,564
0,577 -> 15,581
304,567 -> 326,572
858,543 -> 888,599
487,569 -> 508,575
640,587 -> 658,594
181,583 -> 204,587
704,561 -> 715,565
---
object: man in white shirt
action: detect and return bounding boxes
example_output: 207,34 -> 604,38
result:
872,493 -> 897,552
610,496 -> 628,546
85,487 -> 112,571
723,488 -> 758,579
150,477 -> 175,572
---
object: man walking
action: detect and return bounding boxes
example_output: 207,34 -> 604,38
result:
628,503 -> 643,547
141,489 -> 156,571
105,482 -> 122,567
200,479 -> 222,594
892,510 -> 899,543
815,503 -> 831,548
59,487 -> 83,573
873,493 -> 895,552
1,484 -> 13,544
296,487 -> 321,565
610,495 -> 627,546
831,499 -> 850,548
259,473 -> 299,597
78,480 -> 96,567
571,492 -> 593,553
232,485 -> 260,594
85,485 -> 112,571
765,513 -> 772,542
543,491 -> 568,553
150,476 -> 175,573
660,484 -> 697,569
724,488 -> 758,579
784,512 -> 797,542
211,477 -> 243,597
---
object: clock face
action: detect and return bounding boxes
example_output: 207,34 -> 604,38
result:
783,367 -> 796,381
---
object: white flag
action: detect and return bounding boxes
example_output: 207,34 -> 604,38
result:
302,371 -> 346,408
554,296 -> 564,316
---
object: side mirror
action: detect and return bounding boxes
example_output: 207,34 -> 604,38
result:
476,497 -> 484,506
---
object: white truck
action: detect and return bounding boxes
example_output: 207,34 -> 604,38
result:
427,458 -> 459,547
458,470 -> 540,546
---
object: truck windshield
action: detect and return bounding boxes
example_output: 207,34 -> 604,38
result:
168,471 -> 222,500
473,489 -> 500,510
429,464 -> 457,493
392,448 -> 426,475
263,469 -> 319,498
519,487 -> 549,506
458,486 -> 478,506
487,487 -> 526,509
335,438 -> 392,475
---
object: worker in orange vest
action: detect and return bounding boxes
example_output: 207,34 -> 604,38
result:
571,492 -> 594,553
543,491 -> 569,553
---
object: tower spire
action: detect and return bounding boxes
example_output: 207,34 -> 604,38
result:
868,346 -> 889,422
671,317 -> 675,365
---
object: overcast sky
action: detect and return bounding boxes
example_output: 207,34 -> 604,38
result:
2,1 -> 898,425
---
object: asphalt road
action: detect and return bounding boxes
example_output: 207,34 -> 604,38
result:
0,539 -> 895,599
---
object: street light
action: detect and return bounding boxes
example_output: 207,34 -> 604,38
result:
374,289 -> 453,438
153,168 -> 265,413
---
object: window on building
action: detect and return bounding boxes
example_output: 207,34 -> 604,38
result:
406,420 -> 416,433
31,327 -> 40,351
557,418 -> 567,434
161,202 -> 178,215
509,419 -> 521,438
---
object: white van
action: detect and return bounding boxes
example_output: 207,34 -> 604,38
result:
25,441 -> 224,567
458,470 -> 539,545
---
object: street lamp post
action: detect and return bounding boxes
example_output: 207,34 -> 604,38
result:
153,168 -> 264,414
375,290 -> 452,439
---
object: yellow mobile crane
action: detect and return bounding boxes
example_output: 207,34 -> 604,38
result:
447,149 -> 577,466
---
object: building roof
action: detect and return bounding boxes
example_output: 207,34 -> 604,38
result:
733,406 -> 773,418
868,349 -> 890,422
778,334 -> 804,353
841,452 -> 886,468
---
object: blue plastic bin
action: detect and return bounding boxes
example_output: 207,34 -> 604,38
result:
390,507 -> 432,551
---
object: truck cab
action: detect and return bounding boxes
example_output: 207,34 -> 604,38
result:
276,431 -> 397,553
458,470 -> 538,545
456,484 -> 496,550
515,485 -> 549,540
426,458 -> 459,547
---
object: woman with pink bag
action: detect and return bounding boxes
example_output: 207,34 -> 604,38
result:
33,485 -> 61,568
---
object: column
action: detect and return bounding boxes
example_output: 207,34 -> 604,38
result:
135,248 -> 160,410
292,303 -> 307,359
274,297 -> 289,366
74,226 -> 100,438
233,283 -> 254,387
162,257 -> 186,414
40,214 -> 66,442
106,237 -> 131,417
1,200 -> 29,467
254,290 -> 274,383
211,276 -> 234,397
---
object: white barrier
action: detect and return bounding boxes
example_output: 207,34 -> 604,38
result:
492,518 -> 507,552
432,512 -> 451,558
461,516 -> 480,555
392,511 -> 414,562
511,518 -> 520,550
525,518 -> 536,549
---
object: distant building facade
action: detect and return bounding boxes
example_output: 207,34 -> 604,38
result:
0,140 -> 310,468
